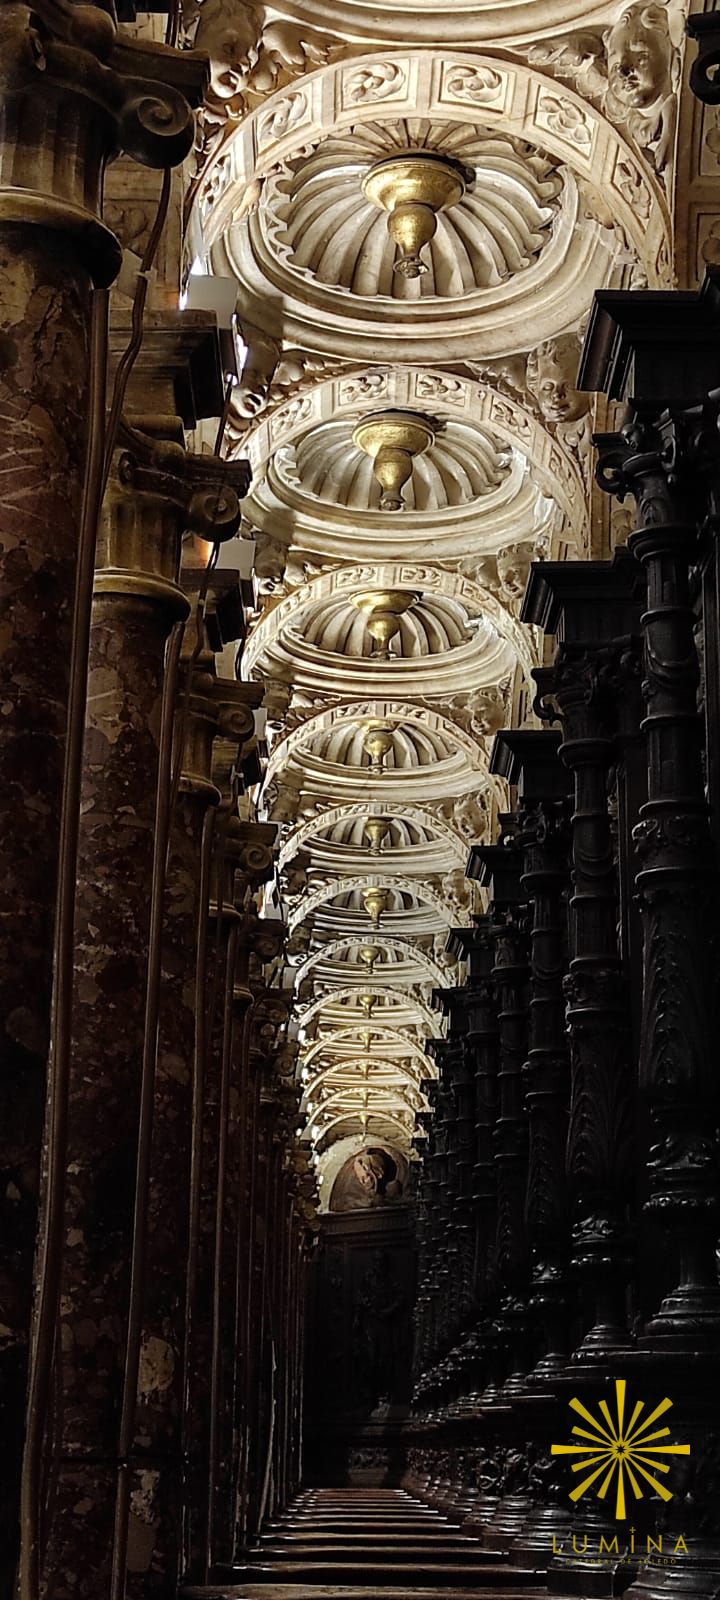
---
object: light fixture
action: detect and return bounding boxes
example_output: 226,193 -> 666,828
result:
352,589 -> 420,658
363,885 -> 389,927
362,152 -> 467,279
364,817 -> 392,854
359,945 -> 381,972
363,722 -> 394,774
352,411 -> 434,511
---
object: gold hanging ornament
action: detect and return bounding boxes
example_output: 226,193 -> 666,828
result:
352,411 -> 434,512
364,817 -> 392,854
363,885 -> 390,927
362,152 -> 467,280
363,721 -> 395,774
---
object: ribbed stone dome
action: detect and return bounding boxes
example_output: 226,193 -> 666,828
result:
298,592 -> 478,658
302,720 -> 456,767
317,814 -> 440,847
275,417 -> 510,511
266,119 -> 561,301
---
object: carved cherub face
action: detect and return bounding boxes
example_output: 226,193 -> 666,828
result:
206,26 -> 256,95
526,335 -> 587,424
354,1152 -> 381,1192
606,3 -> 672,109
497,543 -> 534,602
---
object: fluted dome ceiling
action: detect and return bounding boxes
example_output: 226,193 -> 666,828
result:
300,719 -> 461,767
298,593 -> 478,659
314,813 -> 445,848
274,416 -> 511,512
267,119 -> 562,301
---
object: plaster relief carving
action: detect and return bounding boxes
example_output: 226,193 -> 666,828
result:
342,61 -> 407,106
440,63 -> 505,108
496,542 -> 536,612
604,1 -> 677,173
183,0 -> 334,108
525,332 -> 590,446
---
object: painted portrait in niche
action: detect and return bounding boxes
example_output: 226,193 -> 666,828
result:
330,1144 -> 409,1212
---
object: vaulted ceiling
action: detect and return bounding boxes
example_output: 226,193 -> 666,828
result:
184,0 -> 711,1201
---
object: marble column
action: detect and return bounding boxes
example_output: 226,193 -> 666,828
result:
135,677 -> 260,1592
0,16 -> 196,1578
43,446 -> 250,1600
226,917 -> 286,1564
206,838 -> 278,1576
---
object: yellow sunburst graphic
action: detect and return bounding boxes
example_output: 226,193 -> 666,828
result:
551,1379 -> 690,1521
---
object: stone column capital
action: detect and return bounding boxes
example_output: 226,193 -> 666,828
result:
0,0 -> 202,284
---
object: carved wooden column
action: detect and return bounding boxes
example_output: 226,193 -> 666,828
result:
575,276 -> 720,1600
523,555 -> 642,1359
449,919 -> 501,1410
583,290 -> 720,1350
491,731 -> 572,1379
469,827 -> 532,1389
0,14 -> 197,1577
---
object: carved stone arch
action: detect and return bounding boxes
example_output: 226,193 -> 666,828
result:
309,1108 -> 415,1151
299,985 -> 441,1034
287,873 -> 472,930
302,1025 -> 431,1072
293,935 -> 449,988
232,364 -> 584,548
279,803 -> 470,870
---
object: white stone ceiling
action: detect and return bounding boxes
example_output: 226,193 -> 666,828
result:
187,0 -> 694,1203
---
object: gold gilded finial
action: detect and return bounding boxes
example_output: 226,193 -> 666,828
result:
364,817 -> 392,854
362,153 -> 466,279
363,885 -> 389,927
352,590 -> 420,658
363,721 -> 394,773
352,411 -> 434,512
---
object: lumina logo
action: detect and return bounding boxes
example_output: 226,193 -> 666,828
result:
551,1378 -> 690,1520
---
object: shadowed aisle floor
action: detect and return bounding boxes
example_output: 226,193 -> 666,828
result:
183,1487 -> 548,1598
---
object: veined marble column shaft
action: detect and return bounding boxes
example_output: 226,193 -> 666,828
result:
212,905 -> 283,1569
129,676 -> 260,1596
44,440 -> 245,1598
0,14 -> 195,1575
203,829 -> 277,1577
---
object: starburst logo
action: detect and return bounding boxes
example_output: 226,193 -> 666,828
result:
551,1379 -> 690,1521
